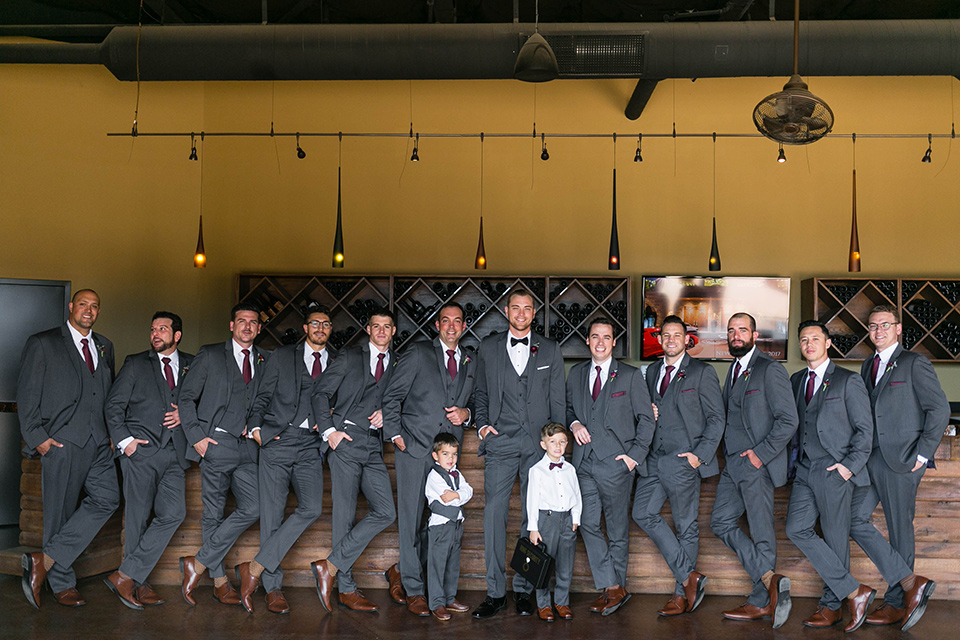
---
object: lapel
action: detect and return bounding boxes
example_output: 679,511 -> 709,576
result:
434,342 -> 451,389
873,344 -> 902,400
495,332 -> 508,404
150,352 -> 170,406
60,324 -> 84,382
223,340 -> 236,404
597,359 -> 619,414
578,361 -> 593,414
294,343 -> 307,383
646,359 -> 662,400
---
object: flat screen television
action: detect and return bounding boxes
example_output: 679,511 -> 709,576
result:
640,276 -> 791,361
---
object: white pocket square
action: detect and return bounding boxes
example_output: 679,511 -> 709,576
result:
537,365 -> 550,370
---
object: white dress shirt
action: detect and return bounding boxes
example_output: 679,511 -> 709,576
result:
589,357 -> 613,394
804,359 -> 830,401
425,465 -> 473,526
731,345 -> 757,384
526,452 -> 582,532
300,344 -> 329,429
232,339 -> 255,378
67,322 -> 98,369
506,330 -> 532,376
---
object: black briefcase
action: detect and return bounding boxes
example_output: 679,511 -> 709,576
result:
510,536 -> 554,589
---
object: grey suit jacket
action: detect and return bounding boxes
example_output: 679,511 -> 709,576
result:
178,339 -> 266,462
473,331 -> 565,454
17,324 -> 115,452
722,348 -> 799,487
381,339 -> 477,459
248,342 -> 336,444
566,358 -> 655,470
311,342 -> 395,453
791,361 -> 873,487
104,349 -> 194,469
860,344 -> 949,474
645,353 -> 725,478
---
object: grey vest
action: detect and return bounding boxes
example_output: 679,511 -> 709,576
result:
723,388 -> 754,454
497,358 -> 530,437
799,395 -> 829,461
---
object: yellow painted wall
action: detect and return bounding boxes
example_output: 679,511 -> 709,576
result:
2,62 -> 959,395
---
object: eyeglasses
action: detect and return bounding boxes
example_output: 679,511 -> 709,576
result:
867,322 -> 899,332
307,320 -> 332,329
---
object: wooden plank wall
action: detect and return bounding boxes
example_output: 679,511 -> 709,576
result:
4,433 -> 959,601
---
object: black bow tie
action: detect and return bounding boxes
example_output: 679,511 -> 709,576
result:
511,337 -> 529,347
549,462 -> 563,470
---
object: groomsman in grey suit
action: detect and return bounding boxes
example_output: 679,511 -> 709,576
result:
566,317 -> 654,616
785,320 -> 876,632
178,303 -> 266,608
472,289 -> 566,620
18,289 -> 120,608
235,305 -> 335,614
310,308 -> 398,613
633,315 -> 723,617
850,304 -> 944,631
103,311 -> 193,609
710,312 -> 798,629
379,302 -> 476,616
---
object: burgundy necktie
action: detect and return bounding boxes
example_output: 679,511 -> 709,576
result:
870,354 -> 881,388
659,364 -> 675,397
732,361 -> 741,387
805,370 -> 816,404
549,462 -> 563,470
446,349 -> 457,380
374,352 -> 385,382
162,357 -> 175,391
591,365 -> 602,401
311,351 -> 323,379
241,348 -> 252,384
81,338 -> 95,375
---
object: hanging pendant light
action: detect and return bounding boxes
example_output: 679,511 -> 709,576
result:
332,133 -> 345,268
708,133 -> 722,272
514,0 -> 558,82
193,215 -> 206,268
475,133 -> 487,269
608,168 -> 620,270
475,217 -> 487,270
849,135 -> 861,272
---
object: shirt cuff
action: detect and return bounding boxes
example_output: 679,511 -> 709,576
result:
390,434 -> 402,442
917,454 -> 928,465
478,425 -> 492,440
321,427 -> 336,442
117,436 -> 134,451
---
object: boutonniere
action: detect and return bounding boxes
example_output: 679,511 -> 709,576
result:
181,365 -> 190,378
256,353 -> 265,365
97,344 -> 106,359
609,370 -> 618,381
676,370 -> 686,381
742,368 -> 752,381
820,379 -> 830,393
531,343 -> 539,357
885,361 -> 897,374
462,355 -> 472,365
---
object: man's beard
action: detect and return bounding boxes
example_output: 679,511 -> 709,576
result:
728,341 -> 753,358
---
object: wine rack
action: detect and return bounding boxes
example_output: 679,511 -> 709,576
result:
802,278 -> 960,362
237,274 -> 631,358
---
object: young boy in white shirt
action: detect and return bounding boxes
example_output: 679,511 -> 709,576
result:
527,423 -> 582,622
425,432 -> 473,621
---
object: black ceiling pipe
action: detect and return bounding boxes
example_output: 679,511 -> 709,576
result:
0,21 -> 958,81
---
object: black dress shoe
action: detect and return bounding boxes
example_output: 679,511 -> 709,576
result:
514,591 -> 534,616
472,596 -> 507,619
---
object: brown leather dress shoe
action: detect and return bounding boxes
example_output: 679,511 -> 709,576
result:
213,581 -> 241,606
310,559 -> 336,612
407,594 -> 431,617
722,602 -> 771,621
865,603 -> 905,626
104,571 -> 144,610
684,571 -> 707,612
554,604 -> 574,619
600,585 -> 630,616
235,562 -> 260,613
179,556 -> 202,607
803,605 -> 842,628
844,584 -> 876,633
53,588 -> 86,607
768,574 -> 791,629
384,564 -> 407,605
21,552 -> 47,609
432,606 -> 452,621
658,595 -> 688,617
901,575 -> 935,632
447,599 -> 470,613
589,590 -> 607,613
135,584 -> 165,606
339,590 -> 379,612
537,606 -> 555,622
265,590 -> 291,614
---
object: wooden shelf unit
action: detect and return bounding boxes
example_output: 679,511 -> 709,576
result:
237,274 -> 632,359
802,277 -> 960,362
